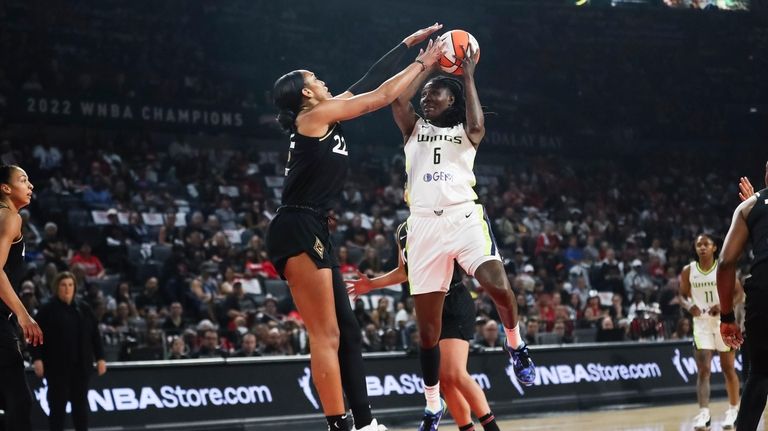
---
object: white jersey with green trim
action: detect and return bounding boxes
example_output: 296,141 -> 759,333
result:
689,260 -> 719,311
404,118 -> 478,209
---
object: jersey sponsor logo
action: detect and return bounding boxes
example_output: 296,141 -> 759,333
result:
313,237 -> 324,259
423,171 -> 454,183
417,134 -> 463,145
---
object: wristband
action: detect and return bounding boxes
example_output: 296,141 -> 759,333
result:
415,60 -> 426,72
720,311 -> 736,324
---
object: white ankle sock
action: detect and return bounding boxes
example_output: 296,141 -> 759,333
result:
424,383 -> 441,413
505,324 -> 523,349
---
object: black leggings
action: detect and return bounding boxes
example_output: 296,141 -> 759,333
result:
0,342 -> 32,431
331,268 -> 373,428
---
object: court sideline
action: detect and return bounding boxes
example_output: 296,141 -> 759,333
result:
389,400 -> 766,431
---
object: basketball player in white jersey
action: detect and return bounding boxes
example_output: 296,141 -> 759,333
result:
679,233 -> 743,430
391,46 -> 535,431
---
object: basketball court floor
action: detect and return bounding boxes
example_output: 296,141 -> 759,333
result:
390,400 -> 766,431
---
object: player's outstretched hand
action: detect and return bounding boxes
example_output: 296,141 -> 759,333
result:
462,44 -> 479,78
404,23 -> 443,48
415,38 -> 444,69
739,176 -> 755,202
346,270 -> 374,301
720,322 -> 743,349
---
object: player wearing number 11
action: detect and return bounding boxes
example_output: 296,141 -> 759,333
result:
678,233 -> 743,430
391,40 -> 535,430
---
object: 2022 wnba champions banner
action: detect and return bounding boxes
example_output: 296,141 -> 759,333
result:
8,92 -> 265,134
23,341 -> 738,430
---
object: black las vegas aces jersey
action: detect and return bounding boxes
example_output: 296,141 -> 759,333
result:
282,123 -> 349,210
1,236 -> 25,316
748,187 -> 768,272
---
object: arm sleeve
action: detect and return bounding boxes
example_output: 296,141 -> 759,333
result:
347,42 -> 408,95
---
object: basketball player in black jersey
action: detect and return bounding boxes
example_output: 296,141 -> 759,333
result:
718,160 -> 768,430
349,222 -> 501,431
0,165 -> 43,431
267,26 -> 443,431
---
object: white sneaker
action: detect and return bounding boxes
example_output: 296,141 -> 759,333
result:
693,410 -> 711,431
722,407 -> 738,430
355,418 -> 388,431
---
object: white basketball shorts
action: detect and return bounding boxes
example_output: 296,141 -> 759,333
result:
693,315 -> 730,352
406,202 -> 501,296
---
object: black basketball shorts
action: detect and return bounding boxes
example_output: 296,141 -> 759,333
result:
266,207 -> 338,278
440,283 -> 476,341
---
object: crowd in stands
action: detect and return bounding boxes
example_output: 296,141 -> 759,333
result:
6,122 -> 755,362
0,0 -> 763,362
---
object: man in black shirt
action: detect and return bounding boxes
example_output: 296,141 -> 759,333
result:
31,271 -> 105,431
718,161 -> 768,431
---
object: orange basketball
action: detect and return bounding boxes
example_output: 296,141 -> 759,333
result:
437,30 -> 480,76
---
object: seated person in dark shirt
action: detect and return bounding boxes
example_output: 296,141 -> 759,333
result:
135,277 -> 166,315
222,282 -> 259,326
167,336 -> 189,360
161,302 -> 186,336
192,329 -> 228,358
232,333 -> 261,357
596,316 -> 626,342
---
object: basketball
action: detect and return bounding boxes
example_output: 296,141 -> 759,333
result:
437,29 -> 480,76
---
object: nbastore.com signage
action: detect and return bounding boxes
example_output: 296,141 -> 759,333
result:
24,341 -> 736,430
10,92 -> 263,134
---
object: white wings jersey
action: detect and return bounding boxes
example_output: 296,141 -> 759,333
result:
404,118 -> 478,209
689,261 -> 719,310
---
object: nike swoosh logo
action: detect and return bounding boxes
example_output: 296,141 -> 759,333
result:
465,212 -> 472,218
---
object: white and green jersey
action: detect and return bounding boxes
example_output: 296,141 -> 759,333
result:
689,260 -> 719,311
404,118 -> 478,209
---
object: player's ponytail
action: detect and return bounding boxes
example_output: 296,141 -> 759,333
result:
273,70 -> 306,133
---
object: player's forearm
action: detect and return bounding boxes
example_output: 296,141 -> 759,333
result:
368,267 -> 408,289
716,262 -> 737,314
463,77 -> 484,133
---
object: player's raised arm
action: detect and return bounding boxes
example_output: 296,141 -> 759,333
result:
392,61 -> 434,140
301,40 -> 443,127
462,45 -> 485,147
339,23 -> 443,100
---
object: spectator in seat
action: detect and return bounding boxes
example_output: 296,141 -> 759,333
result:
135,277 -> 165,315
70,243 -> 106,279
162,301 -> 185,336
167,336 -> 189,360
192,329 -> 227,358
41,222 -> 72,270
232,332 -> 261,357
